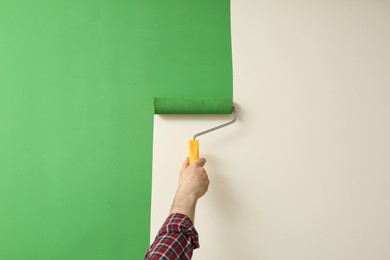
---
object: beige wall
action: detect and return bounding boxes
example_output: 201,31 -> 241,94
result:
151,1 -> 390,259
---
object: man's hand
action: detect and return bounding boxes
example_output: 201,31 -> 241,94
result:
170,157 -> 210,223
178,157 -> 209,200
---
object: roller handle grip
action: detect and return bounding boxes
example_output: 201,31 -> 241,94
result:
189,140 -> 199,164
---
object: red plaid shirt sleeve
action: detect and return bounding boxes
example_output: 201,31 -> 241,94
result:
145,213 -> 199,260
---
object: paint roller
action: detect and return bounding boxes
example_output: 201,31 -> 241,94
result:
154,97 -> 236,164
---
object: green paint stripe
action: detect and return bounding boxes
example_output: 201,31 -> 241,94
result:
0,0 -> 232,259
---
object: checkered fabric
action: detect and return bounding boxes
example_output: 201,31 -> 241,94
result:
145,213 -> 199,259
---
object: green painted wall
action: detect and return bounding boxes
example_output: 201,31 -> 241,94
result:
0,1 -> 232,259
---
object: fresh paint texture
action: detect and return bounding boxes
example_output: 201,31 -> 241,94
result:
0,1 -> 232,259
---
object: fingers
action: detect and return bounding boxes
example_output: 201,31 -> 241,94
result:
194,157 -> 206,167
181,157 -> 206,170
181,157 -> 189,171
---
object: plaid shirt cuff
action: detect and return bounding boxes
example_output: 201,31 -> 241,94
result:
145,213 -> 199,259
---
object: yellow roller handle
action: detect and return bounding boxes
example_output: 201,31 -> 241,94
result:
189,140 -> 199,164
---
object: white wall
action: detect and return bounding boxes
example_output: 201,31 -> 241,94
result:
151,1 -> 390,259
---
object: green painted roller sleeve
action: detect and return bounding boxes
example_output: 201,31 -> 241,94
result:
154,97 -> 233,114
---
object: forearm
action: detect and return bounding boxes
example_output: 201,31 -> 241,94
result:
146,158 -> 208,259
170,192 -> 198,223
